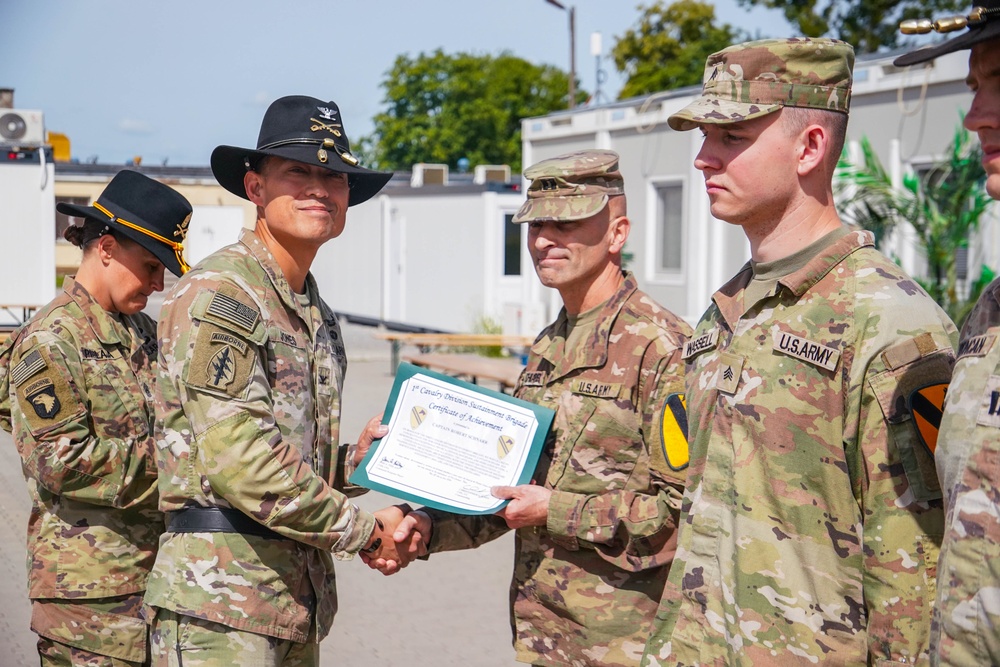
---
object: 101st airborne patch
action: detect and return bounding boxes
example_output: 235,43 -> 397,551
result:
660,392 -> 689,471
909,383 -> 947,455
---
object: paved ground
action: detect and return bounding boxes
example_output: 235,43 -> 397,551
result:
0,323 -> 522,666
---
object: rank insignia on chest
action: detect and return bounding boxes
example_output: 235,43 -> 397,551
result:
957,334 -> 995,359
683,329 -> 719,360
909,383 -> 947,455
660,393 -> 689,471
520,371 -> 547,387
772,330 -> 840,372
715,352 -> 744,395
25,378 -> 60,419
977,375 -> 1000,429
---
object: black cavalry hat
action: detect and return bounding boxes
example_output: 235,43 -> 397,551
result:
894,0 -> 1000,66
211,95 -> 392,207
57,169 -> 193,277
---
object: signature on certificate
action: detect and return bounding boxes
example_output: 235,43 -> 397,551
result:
379,457 -> 405,469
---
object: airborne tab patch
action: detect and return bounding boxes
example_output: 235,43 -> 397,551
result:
957,334 -> 995,359
570,380 -> 620,399
660,393 -> 689,471
683,329 -> 719,360
909,383 -> 947,455
207,289 -> 259,333
773,330 -> 840,372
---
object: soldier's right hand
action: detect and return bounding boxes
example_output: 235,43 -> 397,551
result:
360,507 -> 431,575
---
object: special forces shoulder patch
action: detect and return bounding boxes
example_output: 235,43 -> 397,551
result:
660,392 -> 689,471
908,383 -> 947,455
186,322 -> 257,400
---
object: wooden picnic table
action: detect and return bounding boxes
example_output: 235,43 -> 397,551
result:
403,352 -> 525,393
374,331 -> 534,374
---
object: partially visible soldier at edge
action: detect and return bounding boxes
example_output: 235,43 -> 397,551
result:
640,38 -> 958,666
382,149 -> 693,667
894,4 -> 1000,665
0,170 -> 192,666
144,95 -> 413,666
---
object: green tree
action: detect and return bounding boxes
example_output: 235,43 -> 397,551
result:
359,50 -> 578,173
612,0 -> 743,99
836,121 -> 994,326
735,0 -> 967,53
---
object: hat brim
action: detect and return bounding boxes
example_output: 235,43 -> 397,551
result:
894,23 -> 1000,66
511,193 -> 609,224
211,144 -> 392,207
668,96 -> 783,131
56,202 -> 185,277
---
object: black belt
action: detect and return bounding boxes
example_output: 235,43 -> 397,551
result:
167,507 -> 288,541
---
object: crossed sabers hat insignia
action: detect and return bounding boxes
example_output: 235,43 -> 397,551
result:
310,117 -> 342,137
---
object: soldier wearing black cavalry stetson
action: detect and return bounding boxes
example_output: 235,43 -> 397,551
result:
145,96 -> 415,666
895,4 -> 1000,666
0,170 -> 191,666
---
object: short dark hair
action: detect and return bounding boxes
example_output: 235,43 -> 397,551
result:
781,107 -> 848,172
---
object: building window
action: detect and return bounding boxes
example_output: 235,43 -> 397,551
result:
503,212 -> 521,276
55,196 -> 89,241
655,182 -> 683,273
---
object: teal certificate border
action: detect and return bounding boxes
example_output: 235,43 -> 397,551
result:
349,362 -> 554,515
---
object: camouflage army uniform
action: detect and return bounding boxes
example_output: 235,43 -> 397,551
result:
1,276 -> 162,664
145,228 -> 373,646
426,272 -> 690,667
930,278 -> 1000,666
642,230 -> 957,666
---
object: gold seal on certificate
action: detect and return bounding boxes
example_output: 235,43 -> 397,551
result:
350,363 -> 554,515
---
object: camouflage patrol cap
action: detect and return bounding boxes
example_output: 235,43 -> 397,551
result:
668,37 -> 855,132
512,149 -> 624,224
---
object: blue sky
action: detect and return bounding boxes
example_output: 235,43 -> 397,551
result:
0,0 -> 799,166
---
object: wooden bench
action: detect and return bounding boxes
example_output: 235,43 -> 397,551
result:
403,352 -> 525,393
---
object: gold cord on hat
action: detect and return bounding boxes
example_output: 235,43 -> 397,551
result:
92,201 -> 190,274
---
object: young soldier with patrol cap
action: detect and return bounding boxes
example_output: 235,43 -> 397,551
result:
640,38 -> 958,666
0,170 -> 192,665
895,5 -> 1000,665
144,95 -> 410,666
384,149 -> 692,667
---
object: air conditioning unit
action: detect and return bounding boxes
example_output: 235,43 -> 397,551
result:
0,109 -> 45,145
474,164 -> 511,184
411,163 -> 449,187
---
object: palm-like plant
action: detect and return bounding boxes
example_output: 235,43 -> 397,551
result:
836,121 -> 994,326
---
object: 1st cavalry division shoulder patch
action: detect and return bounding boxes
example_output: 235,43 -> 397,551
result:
909,383 -> 947,456
660,392 -> 689,471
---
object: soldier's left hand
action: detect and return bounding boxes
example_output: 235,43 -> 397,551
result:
492,484 -> 551,529
354,413 -> 388,467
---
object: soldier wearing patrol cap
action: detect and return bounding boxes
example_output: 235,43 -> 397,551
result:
384,149 -> 692,667
640,38 -> 958,666
895,5 -> 1000,665
0,169 -> 192,665
144,95 -> 411,666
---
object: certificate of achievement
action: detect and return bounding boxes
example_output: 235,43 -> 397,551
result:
350,362 -> 554,514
